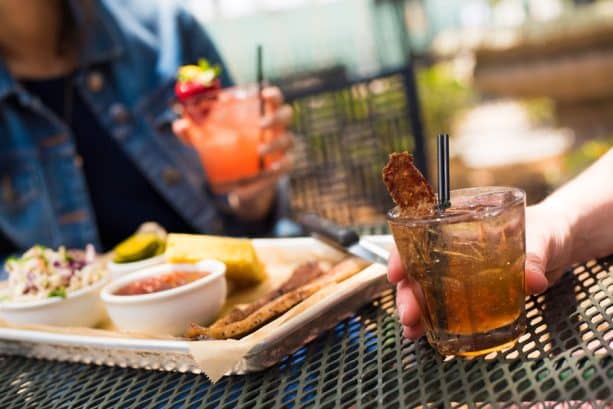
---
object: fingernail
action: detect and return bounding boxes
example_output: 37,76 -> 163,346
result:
402,324 -> 423,340
525,260 -> 541,273
259,116 -> 273,128
397,303 -> 408,323
532,271 -> 549,294
525,261 -> 549,294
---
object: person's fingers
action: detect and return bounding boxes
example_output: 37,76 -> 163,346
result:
547,268 -> 569,288
172,118 -> 192,145
262,86 -> 284,107
396,279 -> 421,327
261,105 -> 293,128
402,323 -> 424,340
215,172 -> 278,197
259,132 -> 295,156
261,153 -> 293,176
234,175 -> 279,200
387,247 -> 405,283
229,176 -> 278,222
525,253 -> 549,294
394,271 -> 424,340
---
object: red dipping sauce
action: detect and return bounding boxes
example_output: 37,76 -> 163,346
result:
114,271 -> 208,296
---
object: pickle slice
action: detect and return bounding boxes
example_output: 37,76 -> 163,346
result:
154,240 -> 166,256
113,233 -> 163,263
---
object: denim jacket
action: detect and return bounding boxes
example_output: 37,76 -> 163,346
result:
0,0 -> 290,257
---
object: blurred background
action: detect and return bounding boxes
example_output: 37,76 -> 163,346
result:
187,0 -> 612,230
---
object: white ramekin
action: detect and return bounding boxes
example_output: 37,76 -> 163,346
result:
101,260 -> 226,336
0,277 -> 109,328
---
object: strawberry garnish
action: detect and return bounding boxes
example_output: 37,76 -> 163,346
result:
175,59 -> 222,102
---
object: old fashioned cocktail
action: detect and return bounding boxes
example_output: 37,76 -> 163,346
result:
388,187 -> 526,356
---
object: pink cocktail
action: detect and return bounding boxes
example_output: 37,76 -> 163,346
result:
182,86 -> 280,188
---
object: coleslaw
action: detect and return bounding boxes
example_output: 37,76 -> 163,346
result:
4,245 -> 106,302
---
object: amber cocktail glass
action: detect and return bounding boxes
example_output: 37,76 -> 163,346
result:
388,187 -> 527,356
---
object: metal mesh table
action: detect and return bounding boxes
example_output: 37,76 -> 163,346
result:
0,257 -> 611,408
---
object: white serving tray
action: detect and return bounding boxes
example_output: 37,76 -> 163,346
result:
0,236 -> 394,376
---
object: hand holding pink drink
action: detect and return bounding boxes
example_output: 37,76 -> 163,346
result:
173,59 -> 288,191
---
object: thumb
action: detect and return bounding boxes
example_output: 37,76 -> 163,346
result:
525,252 -> 549,294
172,118 -> 193,145
525,207 -> 552,295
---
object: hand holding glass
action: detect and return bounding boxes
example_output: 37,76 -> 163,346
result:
388,187 -> 527,356
180,86 -> 283,190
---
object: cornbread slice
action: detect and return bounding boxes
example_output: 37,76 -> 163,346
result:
165,234 -> 266,286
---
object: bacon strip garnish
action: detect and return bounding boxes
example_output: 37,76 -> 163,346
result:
381,152 -> 435,216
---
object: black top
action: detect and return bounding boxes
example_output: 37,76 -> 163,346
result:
20,75 -> 196,251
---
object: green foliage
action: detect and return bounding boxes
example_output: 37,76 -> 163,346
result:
564,138 -> 613,177
521,98 -> 556,127
416,62 -> 475,139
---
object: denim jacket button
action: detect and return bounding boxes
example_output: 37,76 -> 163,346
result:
110,103 -> 131,124
87,72 -> 104,92
74,155 -> 84,168
162,167 -> 181,186
113,128 -> 129,140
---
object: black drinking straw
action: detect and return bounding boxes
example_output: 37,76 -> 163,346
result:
257,44 -> 265,116
437,133 -> 451,211
256,44 -> 266,171
430,134 -> 450,330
